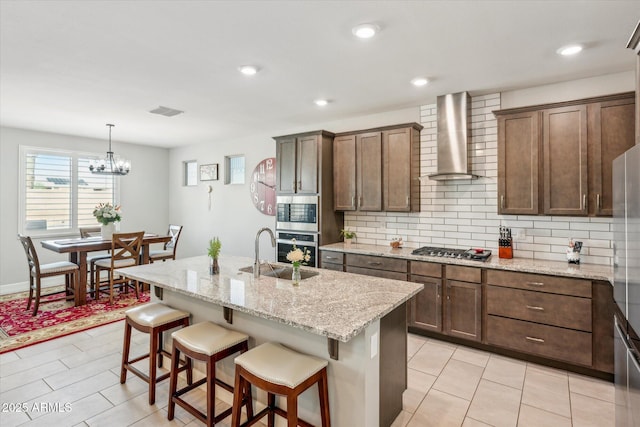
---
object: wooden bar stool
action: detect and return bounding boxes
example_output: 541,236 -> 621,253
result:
168,321 -> 253,427
120,302 -> 191,405
231,342 -> 330,427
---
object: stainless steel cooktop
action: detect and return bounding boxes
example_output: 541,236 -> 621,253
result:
411,246 -> 492,262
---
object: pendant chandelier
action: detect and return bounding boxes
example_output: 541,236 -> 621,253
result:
89,124 -> 130,175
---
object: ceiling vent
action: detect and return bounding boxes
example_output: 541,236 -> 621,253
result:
149,106 -> 184,117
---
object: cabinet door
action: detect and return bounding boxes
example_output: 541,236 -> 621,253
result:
333,135 -> 357,210
410,276 -> 442,332
497,111 -> 540,214
276,137 -> 297,193
589,98 -> 635,216
543,105 -> 588,215
296,135 -> 318,194
444,280 -> 481,342
357,132 -> 382,211
383,128 -> 411,211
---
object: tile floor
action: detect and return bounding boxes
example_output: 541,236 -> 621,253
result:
0,321 -> 614,427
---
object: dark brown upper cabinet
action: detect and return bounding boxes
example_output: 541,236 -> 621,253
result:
333,123 -> 422,212
495,92 -> 635,216
542,105 -> 588,216
275,130 -> 334,195
497,111 -> 540,215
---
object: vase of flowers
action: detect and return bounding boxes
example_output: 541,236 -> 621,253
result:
286,239 -> 311,286
93,203 -> 121,240
208,237 -> 222,275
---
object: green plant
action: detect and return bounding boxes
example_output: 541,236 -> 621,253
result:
340,229 -> 356,239
207,237 -> 221,259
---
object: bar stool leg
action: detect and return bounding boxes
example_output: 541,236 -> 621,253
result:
267,393 -> 276,427
148,328 -> 159,405
286,394 -> 297,427
120,321 -> 132,383
319,369 -> 331,427
206,355 -> 215,427
167,344 -> 180,421
231,371 -> 245,427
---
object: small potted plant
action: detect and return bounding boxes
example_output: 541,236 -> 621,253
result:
207,237 -> 221,274
93,202 -> 122,240
340,229 -> 356,246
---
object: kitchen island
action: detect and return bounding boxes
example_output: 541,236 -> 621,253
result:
117,255 -> 422,427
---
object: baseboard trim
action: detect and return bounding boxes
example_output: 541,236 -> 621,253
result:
1,277 -> 60,296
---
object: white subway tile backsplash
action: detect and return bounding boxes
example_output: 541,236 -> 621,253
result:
342,93 -> 613,266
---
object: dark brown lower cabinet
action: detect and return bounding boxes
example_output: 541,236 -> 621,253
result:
320,250 -> 614,377
444,280 -> 482,342
410,275 -> 442,332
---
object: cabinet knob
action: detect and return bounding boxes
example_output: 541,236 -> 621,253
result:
525,336 -> 545,343
351,196 -> 355,208
582,194 -> 587,211
406,196 -> 410,207
500,195 -> 505,210
526,305 -> 545,311
526,281 -> 544,287
597,193 -> 601,210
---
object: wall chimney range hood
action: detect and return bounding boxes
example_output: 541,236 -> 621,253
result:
425,91 -> 479,181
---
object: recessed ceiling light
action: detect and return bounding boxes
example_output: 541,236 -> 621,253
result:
557,44 -> 583,56
314,99 -> 329,107
352,23 -> 379,39
411,77 -> 429,87
238,65 -> 259,75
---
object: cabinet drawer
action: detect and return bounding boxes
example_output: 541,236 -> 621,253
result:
322,262 -> 343,272
320,251 -> 344,265
487,286 -> 592,331
346,254 -> 407,273
346,266 -> 407,281
446,265 -> 481,283
486,270 -> 591,298
410,261 -> 442,278
487,315 -> 592,366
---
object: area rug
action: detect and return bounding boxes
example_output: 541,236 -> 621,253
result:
0,287 -> 149,354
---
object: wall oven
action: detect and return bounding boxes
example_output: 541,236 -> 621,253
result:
276,231 -> 317,268
276,195 -> 318,232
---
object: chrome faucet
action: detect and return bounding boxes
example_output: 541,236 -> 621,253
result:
254,227 -> 276,278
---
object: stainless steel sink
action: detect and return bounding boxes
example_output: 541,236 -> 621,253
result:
239,264 -> 319,280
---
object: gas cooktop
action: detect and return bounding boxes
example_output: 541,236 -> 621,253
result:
411,246 -> 492,262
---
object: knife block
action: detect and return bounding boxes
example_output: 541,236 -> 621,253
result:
499,238 -> 513,259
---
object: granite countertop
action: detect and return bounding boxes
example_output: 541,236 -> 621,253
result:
320,243 -> 613,283
117,255 -> 423,343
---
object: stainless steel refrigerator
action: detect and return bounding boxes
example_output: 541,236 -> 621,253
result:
614,143 -> 640,427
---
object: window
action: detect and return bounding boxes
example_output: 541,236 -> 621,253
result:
184,160 -> 197,186
225,155 -> 245,184
19,146 -> 117,236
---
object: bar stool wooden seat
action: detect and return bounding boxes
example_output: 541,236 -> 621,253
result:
168,321 -> 253,427
231,342 -> 330,427
120,302 -> 190,405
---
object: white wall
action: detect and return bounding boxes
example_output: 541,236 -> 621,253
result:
0,126 -> 170,292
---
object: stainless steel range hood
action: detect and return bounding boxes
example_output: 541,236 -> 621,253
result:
426,92 -> 479,181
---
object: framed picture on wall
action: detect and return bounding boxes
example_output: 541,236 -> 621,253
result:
199,163 -> 219,181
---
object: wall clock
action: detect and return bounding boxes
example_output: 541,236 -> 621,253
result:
250,157 -> 276,216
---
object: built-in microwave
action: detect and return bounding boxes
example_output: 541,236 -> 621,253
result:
276,195 -> 318,232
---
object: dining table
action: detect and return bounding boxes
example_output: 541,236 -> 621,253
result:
41,233 -> 172,305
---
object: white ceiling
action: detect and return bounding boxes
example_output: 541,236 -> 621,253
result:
1,1 -> 638,148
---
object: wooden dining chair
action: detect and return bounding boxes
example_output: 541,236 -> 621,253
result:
94,231 -> 144,305
149,225 -> 183,263
18,234 -> 79,316
80,226 -> 111,299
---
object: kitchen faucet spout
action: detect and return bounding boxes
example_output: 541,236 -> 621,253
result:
254,227 -> 276,278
